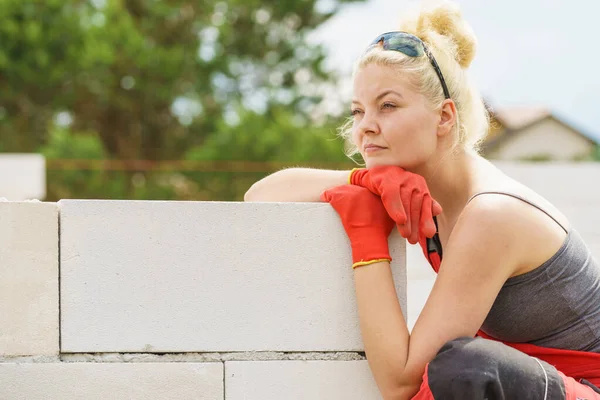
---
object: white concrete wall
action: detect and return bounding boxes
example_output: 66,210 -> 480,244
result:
0,201 -> 58,357
226,361 -> 381,399
0,154 -> 46,200
2,200 -> 405,399
0,363 -> 223,400
58,200 -> 406,354
2,162 -> 599,399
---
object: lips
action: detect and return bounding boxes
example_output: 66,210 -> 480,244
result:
364,144 -> 387,152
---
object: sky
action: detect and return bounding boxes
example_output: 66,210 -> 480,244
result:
310,0 -> 600,141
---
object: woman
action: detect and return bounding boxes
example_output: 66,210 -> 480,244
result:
245,2 -> 600,399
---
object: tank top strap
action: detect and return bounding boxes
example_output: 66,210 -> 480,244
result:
466,191 -> 569,234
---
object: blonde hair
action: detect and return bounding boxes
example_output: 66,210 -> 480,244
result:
339,0 -> 489,157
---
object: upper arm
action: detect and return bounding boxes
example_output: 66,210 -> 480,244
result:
401,199 -> 524,385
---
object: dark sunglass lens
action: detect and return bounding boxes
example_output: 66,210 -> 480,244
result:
385,35 -> 423,57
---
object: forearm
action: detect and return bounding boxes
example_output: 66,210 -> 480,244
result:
354,262 -> 412,399
244,168 -> 350,202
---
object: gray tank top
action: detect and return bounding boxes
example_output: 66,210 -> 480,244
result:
465,192 -> 600,352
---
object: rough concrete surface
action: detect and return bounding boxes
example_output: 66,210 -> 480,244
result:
0,201 -> 59,357
0,362 -> 223,400
59,200 -> 407,353
60,351 -> 366,363
225,360 -> 382,400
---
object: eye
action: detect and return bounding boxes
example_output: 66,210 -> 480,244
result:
350,108 -> 363,116
382,102 -> 396,110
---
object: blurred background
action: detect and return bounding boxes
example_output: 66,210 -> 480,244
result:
1,0 -> 598,202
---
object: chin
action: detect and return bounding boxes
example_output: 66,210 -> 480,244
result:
365,159 -> 403,169
367,156 -> 427,173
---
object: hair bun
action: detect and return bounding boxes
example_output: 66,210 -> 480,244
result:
412,1 -> 477,69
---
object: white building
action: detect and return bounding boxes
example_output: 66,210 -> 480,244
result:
482,106 -> 598,161
0,153 -> 46,200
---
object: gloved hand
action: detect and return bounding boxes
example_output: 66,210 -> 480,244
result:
349,166 -> 442,244
321,185 -> 395,269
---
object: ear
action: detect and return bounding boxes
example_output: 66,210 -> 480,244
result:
437,99 -> 457,137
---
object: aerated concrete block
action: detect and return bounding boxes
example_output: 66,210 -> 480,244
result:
0,201 -> 58,356
225,360 -> 382,400
59,200 -> 407,353
0,154 -> 46,200
0,362 -> 223,399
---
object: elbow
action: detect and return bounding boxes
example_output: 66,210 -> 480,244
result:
380,388 -> 402,400
381,379 -> 422,400
243,170 -> 285,202
244,169 -> 290,202
382,392 -> 404,400
381,386 -> 419,400
244,181 -> 273,202
243,184 -> 259,202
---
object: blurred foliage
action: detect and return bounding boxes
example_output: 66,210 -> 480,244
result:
40,113 -> 358,201
518,154 -> 554,163
0,0 -> 363,200
182,106 -> 357,200
185,107 -> 352,163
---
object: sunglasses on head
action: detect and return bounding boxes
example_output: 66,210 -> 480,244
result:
364,31 -> 451,100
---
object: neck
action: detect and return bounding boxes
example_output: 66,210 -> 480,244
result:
411,148 -> 480,226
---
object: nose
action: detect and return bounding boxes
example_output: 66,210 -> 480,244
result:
357,112 -> 380,136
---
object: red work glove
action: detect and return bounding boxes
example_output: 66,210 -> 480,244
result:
321,185 -> 395,269
349,166 -> 442,244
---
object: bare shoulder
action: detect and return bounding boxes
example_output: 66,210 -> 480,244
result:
444,195 -> 525,275
459,191 -> 538,232
451,189 -> 569,276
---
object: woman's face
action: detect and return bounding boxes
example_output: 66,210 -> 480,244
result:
351,63 -> 441,170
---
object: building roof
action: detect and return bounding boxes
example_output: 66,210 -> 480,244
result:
492,106 -> 551,130
483,105 -> 599,153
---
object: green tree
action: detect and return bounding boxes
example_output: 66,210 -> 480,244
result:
186,107 -> 353,164
0,0 -> 90,151
182,106 -> 358,200
1,0 -> 364,199
1,0 -> 361,156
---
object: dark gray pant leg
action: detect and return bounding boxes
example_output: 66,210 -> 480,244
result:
427,337 -> 566,400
